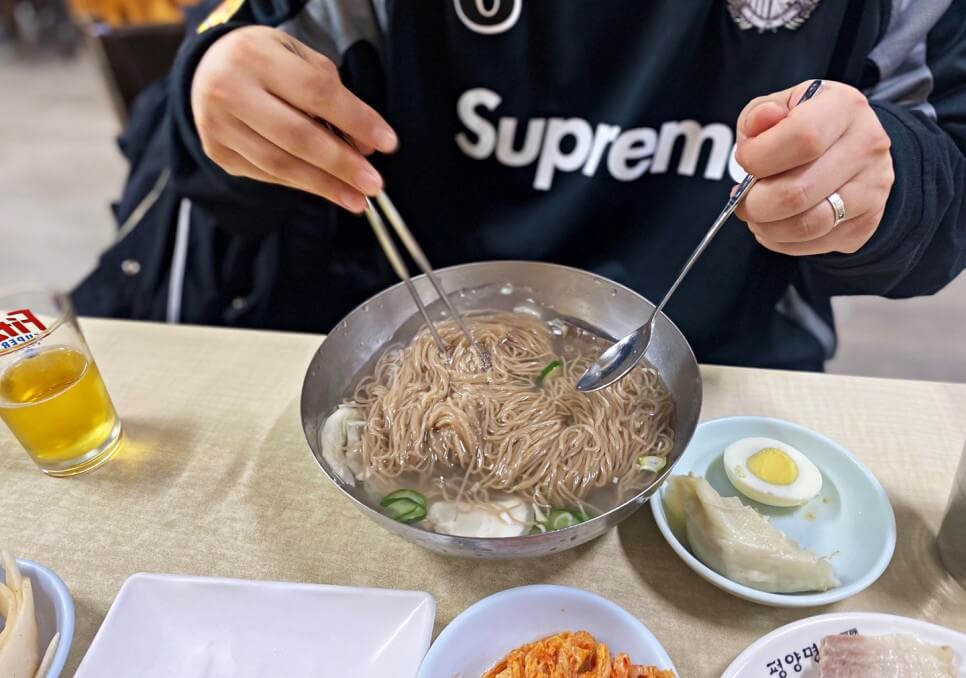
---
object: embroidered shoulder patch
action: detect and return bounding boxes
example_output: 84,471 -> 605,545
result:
197,0 -> 245,33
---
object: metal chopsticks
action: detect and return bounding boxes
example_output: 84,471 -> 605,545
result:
318,119 -> 489,368
361,191 -> 492,369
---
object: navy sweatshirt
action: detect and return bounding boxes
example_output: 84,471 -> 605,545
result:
74,0 -> 966,371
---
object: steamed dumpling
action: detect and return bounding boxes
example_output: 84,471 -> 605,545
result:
320,405 -> 366,486
0,551 -> 40,678
664,475 -> 839,593
426,499 -> 533,538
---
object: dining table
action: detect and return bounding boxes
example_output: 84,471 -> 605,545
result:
2,317 -> 965,677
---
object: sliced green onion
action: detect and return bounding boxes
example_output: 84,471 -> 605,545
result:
637,455 -> 667,473
381,489 -> 427,509
548,509 -> 580,530
536,360 -> 562,385
529,508 -> 591,534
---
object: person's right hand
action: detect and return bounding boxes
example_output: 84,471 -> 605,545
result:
191,26 -> 398,213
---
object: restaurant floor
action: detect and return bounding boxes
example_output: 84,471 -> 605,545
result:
2,47 -> 965,383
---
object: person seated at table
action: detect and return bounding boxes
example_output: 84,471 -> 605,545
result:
73,0 -> 966,372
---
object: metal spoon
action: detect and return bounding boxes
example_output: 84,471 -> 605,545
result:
577,79 -> 824,393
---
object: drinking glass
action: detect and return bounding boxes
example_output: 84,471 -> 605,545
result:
0,289 -> 122,476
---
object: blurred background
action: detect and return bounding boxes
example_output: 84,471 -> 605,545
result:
1,3 -> 964,383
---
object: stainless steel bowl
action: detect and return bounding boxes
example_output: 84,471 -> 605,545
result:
300,261 -> 702,558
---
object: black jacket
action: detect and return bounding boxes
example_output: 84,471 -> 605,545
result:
74,0 -> 966,371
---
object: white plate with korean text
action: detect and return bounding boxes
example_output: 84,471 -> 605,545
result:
417,585 -> 676,677
722,612 -> 966,677
651,416 -> 896,607
75,574 -> 435,678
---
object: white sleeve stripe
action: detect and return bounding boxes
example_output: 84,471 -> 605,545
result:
166,198 -> 192,325
371,0 -> 389,37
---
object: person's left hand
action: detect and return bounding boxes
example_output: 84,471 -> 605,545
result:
733,80 -> 895,256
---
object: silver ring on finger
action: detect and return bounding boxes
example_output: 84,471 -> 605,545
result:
826,191 -> 847,227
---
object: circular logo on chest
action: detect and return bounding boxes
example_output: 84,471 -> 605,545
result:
727,0 -> 822,32
453,0 -> 522,35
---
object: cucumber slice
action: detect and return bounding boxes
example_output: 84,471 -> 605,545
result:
398,505 -> 427,524
381,489 -> 427,509
384,498 -> 420,520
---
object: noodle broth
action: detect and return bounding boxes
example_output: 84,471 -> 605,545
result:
320,283 -> 675,538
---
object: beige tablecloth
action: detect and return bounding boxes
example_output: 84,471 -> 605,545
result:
2,319 -> 965,677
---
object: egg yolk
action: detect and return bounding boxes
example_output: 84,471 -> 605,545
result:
747,448 -> 798,485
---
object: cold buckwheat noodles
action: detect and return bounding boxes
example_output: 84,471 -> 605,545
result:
344,312 -> 674,510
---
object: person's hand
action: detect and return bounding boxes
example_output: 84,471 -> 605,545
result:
191,26 -> 398,213
733,80 -> 894,256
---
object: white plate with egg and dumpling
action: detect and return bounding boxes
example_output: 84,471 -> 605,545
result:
650,416 -> 896,607
722,612 -> 966,677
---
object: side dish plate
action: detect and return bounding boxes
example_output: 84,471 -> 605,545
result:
417,584 -> 676,677
75,574 -> 435,678
651,416 -> 896,607
722,612 -> 966,677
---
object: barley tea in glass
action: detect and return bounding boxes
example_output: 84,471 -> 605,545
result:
0,289 -> 122,476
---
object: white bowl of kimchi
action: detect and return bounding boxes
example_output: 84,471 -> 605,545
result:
417,585 -> 677,677
0,555 -> 74,678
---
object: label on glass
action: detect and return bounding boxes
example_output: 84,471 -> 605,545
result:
0,309 -> 51,355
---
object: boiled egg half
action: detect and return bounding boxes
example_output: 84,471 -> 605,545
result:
723,437 -> 822,507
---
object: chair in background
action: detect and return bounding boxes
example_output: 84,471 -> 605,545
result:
66,0 -> 198,120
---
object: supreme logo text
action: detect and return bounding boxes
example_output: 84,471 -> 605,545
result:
455,87 -> 746,191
